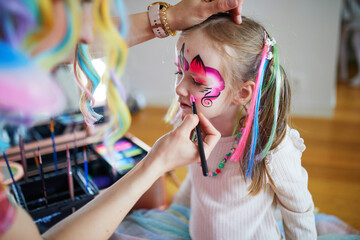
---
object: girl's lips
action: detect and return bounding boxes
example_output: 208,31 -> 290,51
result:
180,103 -> 191,109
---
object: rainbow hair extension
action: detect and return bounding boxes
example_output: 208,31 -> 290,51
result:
231,34 -> 277,178
91,0 -> 131,160
74,44 -> 103,125
246,59 -> 269,177
260,42 -> 282,159
33,0 -> 81,70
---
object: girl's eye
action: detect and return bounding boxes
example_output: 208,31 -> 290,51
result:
192,79 -> 203,86
175,71 -> 183,76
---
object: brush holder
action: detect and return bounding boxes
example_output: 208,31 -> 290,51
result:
10,168 -> 98,233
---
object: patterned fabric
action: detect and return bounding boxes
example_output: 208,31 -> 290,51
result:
110,204 -> 191,240
0,184 -> 16,235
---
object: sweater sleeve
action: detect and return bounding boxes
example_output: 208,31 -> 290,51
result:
172,173 -> 192,207
267,128 -> 317,240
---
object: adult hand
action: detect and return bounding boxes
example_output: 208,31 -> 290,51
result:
168,0 -> 244,31
147,113 -> 220,174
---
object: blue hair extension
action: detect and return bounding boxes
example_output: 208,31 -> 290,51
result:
114,0 -> 128,38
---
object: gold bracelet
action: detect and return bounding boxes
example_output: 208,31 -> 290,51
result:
159,3 -> 177,37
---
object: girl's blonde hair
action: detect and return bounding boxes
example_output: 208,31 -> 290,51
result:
167,14 -> 291,195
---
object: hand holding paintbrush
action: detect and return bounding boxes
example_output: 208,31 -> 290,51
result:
190,94 -> 209,176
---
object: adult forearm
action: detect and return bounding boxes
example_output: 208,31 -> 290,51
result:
42,156 -> 161,240
42,114 -> 220,240
126,12 -> 155,47
125,0 -> 244,47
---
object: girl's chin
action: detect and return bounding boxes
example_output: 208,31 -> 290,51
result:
181,113 -> 187,120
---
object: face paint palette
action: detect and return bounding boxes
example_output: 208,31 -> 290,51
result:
93,137 -> 147,176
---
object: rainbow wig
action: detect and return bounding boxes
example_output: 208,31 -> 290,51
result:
76,0 -> 131,161
0,0 -> 81,151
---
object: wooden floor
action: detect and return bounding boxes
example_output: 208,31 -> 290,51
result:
128,83 -> 360,231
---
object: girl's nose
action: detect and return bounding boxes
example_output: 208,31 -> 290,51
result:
79,23 -> 94,45
175,78 -> 188,98
79,3 -> 95,45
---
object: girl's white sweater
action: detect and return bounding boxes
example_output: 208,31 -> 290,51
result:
173,127 -> 317,240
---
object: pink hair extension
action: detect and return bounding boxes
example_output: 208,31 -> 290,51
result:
230,41 -> 269,163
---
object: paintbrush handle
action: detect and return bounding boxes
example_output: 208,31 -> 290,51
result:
195,124 -> 208,176
51,132 -> 58,174
67,147 -> 74,201
39,156 -> 48,206
83,148 -> 89,190
19,137 -> 28,182
191,102 -> 208,177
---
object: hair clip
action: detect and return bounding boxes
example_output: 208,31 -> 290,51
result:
265,37 -> 276,47
265,37 -> 276,60
266,51 -> 273,60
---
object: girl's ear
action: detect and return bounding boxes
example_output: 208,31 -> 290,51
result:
232,81 -> 255,105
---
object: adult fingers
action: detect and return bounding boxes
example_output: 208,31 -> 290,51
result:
207,0 -> 239,15
198,113 -> 220,151
175,114 -> 199,137
229,0 -> 243,24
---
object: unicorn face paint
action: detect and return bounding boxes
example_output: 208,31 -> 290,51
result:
175,34 -> 238,134
175,43 -> 225,107
189,55 -> 225,107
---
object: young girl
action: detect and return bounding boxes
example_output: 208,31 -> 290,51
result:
168,14 -> 317,239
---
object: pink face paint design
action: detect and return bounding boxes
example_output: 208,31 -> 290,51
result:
189,55 -> 225,107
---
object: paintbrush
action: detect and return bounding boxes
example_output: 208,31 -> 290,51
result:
73,134 -> 78,171
83,147 -> 89,191
38,148 -> 48,207
3,151 -> 28,210
66,145 -> 74,201
33,152 -> 41,177
3,151 -> 20,192
50,119 -> 58,174
190,94 -> 208,177
18,135 -> 28,182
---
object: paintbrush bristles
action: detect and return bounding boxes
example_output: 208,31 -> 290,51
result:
50,119 -> 54,133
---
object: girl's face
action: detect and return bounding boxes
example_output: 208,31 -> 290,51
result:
175,32 -> 240,136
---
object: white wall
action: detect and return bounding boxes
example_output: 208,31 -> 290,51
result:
123,0 -> 342,118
